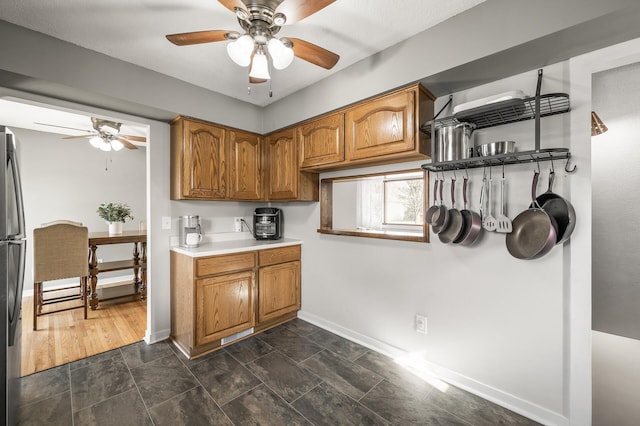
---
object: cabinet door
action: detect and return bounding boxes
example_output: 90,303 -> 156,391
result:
183,120 -> 227,199
299,112 -> 344,169
229,130 -> 262,200
258,261 -> 301,323
196,271 -> 254,346
265,128 -> 298,200
345,89 -> 415,161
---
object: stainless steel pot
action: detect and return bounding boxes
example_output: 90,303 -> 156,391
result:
434,122 -> 476,162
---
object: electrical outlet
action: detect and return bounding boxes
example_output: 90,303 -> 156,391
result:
161,216 -> 171,230
234,217 -> 243,232
415,314 -> 427,334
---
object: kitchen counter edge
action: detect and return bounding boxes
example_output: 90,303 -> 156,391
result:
170,238 -> 302,258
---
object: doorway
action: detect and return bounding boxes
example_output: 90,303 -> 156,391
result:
0,98 -> 150,375
591,61 -> 640,425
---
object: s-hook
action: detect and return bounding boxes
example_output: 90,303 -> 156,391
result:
564,156 -> 577,173
531,154 -> 541,173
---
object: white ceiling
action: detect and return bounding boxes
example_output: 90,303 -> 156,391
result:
0,0 -> 485,107
0,98 -> 148,143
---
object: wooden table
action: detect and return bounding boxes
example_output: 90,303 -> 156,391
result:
88,230 -> 147,310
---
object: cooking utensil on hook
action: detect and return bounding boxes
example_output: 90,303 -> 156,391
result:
426,177 -> 441,225
496,164 -> 512,233
453,172 -> 483,246
482,167 -> 497,231
432,174 -> 449,234
438,176 -> 464,243
529,159 -> 576,244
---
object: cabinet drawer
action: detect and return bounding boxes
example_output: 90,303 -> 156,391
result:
196,252 -> 255,277
259,245 -> 301,266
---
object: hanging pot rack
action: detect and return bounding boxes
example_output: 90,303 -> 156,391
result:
421,69 -> 575,173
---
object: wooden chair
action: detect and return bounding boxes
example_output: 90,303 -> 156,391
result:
33,221 -> 89,330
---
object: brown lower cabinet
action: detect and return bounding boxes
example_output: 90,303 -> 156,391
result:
170,244 -> 301,359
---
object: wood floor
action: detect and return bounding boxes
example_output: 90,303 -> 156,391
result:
20,296 -> 147,377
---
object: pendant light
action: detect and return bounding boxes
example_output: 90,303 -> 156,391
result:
591,111 -> 608,136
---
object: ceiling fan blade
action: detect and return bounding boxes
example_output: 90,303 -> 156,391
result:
249,76 -> 268,84
34,122 -> 92,133
117,138 -> 139,150
276,0 -> 335,24
218,0 -> 247,15
287,38 -> 339,69
120,135 -> 147,143
62,135 -> 93,140
166,30 -> 239,46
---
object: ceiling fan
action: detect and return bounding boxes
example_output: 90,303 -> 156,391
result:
166,0 -> 340,84
37,117 -> 146,151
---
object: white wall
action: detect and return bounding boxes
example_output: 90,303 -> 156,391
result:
14,127 -> 146,292
281,64 -> 571,425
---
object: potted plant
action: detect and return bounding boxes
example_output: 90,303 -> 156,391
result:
97,202 -> 134,235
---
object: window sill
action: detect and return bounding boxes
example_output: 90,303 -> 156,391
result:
317,228 -> 428,242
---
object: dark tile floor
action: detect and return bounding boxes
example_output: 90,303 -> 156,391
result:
18,319 -> 540,425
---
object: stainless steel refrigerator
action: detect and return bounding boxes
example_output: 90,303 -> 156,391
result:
0,126 -> 25,425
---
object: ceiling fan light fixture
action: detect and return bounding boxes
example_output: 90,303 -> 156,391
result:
90,136 -> 103,149
99,140 -> 112,152
249,47 -> 271,80
268,37 -> 294,70
111,139 -> 124,151
227,34 -> 254,67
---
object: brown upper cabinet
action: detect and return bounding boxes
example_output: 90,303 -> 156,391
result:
299,83 -> 435,172
171,117 -> 228,200
265,128 -> 319,201
229,130 -> 262,201
170,83 -> 435,200
299,112 -> 345,169
172,116 -> 318,202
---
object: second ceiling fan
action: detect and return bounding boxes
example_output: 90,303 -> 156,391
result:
166,0 -> 340,84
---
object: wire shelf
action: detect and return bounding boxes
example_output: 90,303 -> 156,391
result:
421,148 -> 571,172
420,93 -> 570,134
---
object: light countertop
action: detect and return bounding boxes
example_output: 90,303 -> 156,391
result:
171,237 -> 302,258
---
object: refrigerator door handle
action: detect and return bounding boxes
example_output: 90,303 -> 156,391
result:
7,239 -> 25,346
7,138 -> 25,240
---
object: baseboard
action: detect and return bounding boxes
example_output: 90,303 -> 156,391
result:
145,328 -> 170,344
298,310 -> 568,426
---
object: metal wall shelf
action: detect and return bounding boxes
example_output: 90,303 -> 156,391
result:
421,69 -> 575,174
421,148 -> 571,172
420,93 -> 570,135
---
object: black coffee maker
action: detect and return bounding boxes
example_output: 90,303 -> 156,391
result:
253,207 -> 283,240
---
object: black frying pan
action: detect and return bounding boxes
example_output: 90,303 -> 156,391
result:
506,171 -> 558,259
529,170 -> 576,245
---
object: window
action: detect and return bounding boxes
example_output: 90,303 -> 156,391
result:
319,169 -> 428,242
